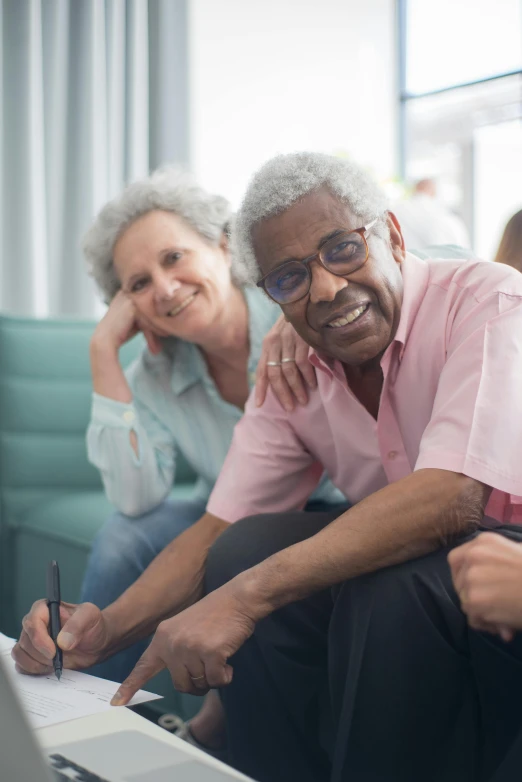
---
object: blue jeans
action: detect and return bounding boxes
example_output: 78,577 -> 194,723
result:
80,498 -> 206,682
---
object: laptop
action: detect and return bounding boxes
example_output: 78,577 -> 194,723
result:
0,655 -> 243,782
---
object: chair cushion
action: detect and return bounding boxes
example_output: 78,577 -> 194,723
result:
18,492 -> 115,548
17,485 -> 198,548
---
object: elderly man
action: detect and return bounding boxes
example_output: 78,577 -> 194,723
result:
15,153 -> 522,782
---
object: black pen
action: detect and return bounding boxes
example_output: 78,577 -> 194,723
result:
46,560 -> 63,681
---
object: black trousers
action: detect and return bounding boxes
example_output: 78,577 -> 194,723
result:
205,510 -> 522,782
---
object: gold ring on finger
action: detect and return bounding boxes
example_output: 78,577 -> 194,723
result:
190,674 -> 206,681
281,357 -> 296,363
266,361 -> 282,367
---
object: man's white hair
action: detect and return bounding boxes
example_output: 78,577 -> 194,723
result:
83,166 -> 246,302
232,152 -> 389,285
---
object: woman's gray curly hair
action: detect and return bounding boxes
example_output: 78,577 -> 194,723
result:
83,166 -> 247,302
232,151 -> 389,285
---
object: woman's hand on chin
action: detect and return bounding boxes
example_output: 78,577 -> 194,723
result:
91,291 -> 162,356
91,290 -> 141,354
90,291 -> 164,403
256,315 -> 317,411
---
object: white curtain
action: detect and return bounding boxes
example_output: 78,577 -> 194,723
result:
0,0 -> 188,317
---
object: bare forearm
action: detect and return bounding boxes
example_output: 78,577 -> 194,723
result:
90,340 -> 133,403
103,513 -> 229,654
242,469 -> 490,617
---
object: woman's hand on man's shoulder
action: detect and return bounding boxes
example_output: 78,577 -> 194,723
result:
255,315 -> 317,412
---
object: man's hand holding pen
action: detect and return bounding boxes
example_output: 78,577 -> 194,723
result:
12,598 -> 111,676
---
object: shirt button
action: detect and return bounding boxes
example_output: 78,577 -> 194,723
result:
123,410 -> 135,424
387,450 -> 398,460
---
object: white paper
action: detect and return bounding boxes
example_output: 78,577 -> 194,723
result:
0,631 -> 15,654
0,632 -> 161,728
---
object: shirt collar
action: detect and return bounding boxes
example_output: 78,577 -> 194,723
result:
390,251 -> 430,361
308,251 -> 430,374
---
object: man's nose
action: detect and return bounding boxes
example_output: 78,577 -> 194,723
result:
308,261 -> 349,304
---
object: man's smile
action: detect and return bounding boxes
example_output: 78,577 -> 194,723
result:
324,302 -> 371,329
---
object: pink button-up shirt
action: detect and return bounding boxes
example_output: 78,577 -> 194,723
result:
207,253 -> 522,525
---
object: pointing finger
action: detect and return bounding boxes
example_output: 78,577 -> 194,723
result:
111,649 -> 164,706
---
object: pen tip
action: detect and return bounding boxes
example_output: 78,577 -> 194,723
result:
56,670 -> 61,681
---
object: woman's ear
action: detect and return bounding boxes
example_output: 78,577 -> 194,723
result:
386,211 -> 406,264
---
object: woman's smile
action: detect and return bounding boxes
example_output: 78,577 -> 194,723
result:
165,291 -> 199,318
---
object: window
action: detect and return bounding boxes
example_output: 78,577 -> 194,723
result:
399,0 -> 522,259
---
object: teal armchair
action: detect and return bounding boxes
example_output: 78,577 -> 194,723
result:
0,314 -> 199,717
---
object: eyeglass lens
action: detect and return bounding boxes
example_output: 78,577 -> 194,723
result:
264,230 -> 367,304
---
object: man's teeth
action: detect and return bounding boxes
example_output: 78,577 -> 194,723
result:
167,293 -> 197,317
328,305 -> 368,328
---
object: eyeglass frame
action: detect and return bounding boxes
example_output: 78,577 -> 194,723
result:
256,217 -> 379,305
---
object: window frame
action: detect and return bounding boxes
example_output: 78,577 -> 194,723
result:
397,0 -> 522,179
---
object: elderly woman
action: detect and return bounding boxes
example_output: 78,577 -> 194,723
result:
79,166 -> 345,753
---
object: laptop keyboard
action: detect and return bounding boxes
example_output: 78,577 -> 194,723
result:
49,752 -> 110,782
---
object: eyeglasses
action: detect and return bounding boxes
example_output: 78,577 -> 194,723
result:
257,218 -> 379,305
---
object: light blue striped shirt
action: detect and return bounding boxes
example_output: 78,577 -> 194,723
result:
87,287 -> 346,516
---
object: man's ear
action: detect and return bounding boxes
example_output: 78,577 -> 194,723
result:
386,211 -> 406,263
219,230 -> 229,251
219,230 -> 231,267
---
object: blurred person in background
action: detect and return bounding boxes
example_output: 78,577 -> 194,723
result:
394,177 -> 471,251
76,167 -> 347,755
494,209 -> 522,272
